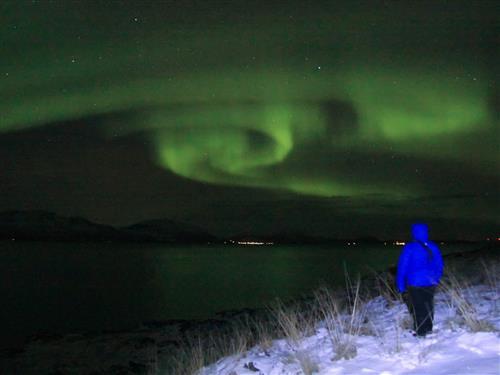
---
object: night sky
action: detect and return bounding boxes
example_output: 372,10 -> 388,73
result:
1,0 -> 498,240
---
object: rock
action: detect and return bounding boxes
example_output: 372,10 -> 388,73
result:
244,361 -> 260,371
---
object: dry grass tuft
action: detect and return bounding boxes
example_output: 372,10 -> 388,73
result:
440,271 -> 496,333
296,350 -> 319,374
314,276 -> 365,361
270,299 -> 314,349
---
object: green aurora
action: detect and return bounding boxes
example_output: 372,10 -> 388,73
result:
1,1 -> 497,200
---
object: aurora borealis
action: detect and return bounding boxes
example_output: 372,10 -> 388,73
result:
1,0 -> 498,239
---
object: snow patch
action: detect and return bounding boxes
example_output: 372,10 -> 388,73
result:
199,284 -> 500,374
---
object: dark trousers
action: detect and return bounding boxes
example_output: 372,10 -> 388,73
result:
407,286 -> 436,336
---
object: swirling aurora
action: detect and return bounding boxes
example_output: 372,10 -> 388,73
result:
1,1 -> 497,237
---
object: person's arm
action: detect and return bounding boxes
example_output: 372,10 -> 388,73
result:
396,246 -> 411,293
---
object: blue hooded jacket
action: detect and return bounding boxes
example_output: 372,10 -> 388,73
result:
396,223 -> 444,293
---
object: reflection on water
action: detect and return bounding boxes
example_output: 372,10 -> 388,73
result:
0,241 -> 471,348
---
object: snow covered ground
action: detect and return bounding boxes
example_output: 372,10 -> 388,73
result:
199,284 -> 500,375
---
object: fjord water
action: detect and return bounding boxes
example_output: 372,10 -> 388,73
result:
0,241 -> 470,349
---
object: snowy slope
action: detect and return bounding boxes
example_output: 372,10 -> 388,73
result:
199,284 -> 500,375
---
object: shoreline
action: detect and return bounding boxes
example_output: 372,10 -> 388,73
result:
1,243 -> 497,373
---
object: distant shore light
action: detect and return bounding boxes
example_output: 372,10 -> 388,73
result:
236,241 -> 274,246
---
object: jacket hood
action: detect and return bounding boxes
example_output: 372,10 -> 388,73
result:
412,223 -> 429,242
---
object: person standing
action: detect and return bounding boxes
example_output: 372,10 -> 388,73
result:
396,223 -> 444,337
